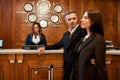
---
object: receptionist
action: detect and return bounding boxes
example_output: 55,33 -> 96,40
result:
24,22 -> 47,45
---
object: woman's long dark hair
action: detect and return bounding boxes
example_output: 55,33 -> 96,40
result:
83,10 -> 104,37
31,22 -> 43,36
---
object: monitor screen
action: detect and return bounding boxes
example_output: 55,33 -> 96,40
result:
0,40 -> 3,48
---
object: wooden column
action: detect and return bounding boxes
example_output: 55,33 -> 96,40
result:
69,0 -> 75,10
1,0 -> 12,48
8,54 -> 15,80
15,54 -> 23,80
118,1 -> 120,48
0,0 -> 2,38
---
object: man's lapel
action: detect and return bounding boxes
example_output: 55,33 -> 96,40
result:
70,26 -> 80,42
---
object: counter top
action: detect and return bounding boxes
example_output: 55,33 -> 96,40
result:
106,50 -> 120,55
0,49 -> 120,55
0,49 -> 64,54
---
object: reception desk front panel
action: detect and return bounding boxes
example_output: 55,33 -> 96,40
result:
0,49 -> 120,80
0,49 -> 64,80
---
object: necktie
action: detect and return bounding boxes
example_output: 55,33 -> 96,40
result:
69,33 -> 72,39
68,31 -> 72,39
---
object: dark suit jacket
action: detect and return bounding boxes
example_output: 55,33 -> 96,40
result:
75,34 -> 107,80
45,25 -> 86,80
24,34 -> 47,45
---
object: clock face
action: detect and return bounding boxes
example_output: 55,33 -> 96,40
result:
36,0 -> 51,14
54,4 -> 63,13
28,13 -> 37,23
39,19 -> 48,28
50,14 -> 59,23
24,3 -> 33,12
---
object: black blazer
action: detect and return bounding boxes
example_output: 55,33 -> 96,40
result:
24,34 -> 47,45
75,34 -> 107,80
45,25 -> 86,80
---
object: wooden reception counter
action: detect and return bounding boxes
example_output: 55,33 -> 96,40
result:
0,49 -> 120,80
0,49 -> 64,80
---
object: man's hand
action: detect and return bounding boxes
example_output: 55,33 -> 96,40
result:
37,47 -> 45,55
91,58 -> 96,65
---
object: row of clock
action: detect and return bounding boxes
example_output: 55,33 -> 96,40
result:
24,2 -> 63,13
27,13 -> 59,23
27,13 -> 59,28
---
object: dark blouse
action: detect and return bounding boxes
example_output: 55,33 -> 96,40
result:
24,34 -> 47,45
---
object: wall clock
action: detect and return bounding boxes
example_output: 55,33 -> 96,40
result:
24,2 -> 33,12
50,14 -> 59,23
27,13 -> 37,23
36,0 -> 51,14
54,4 -> 63,13
39,19 -> 48,28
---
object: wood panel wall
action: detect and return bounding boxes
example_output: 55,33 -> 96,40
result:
0,0 -> 2,38
0,0 -> 120,48
118,1 -> 120,47
0,0 -> 12,48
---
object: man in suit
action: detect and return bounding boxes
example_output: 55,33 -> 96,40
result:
37,10 -> 86,80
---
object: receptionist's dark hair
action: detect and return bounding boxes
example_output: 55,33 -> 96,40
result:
31,22 -> 43,36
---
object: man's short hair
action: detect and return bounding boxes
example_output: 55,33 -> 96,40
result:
64,10 -> 76,17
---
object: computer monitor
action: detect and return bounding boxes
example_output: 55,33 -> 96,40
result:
0,40 -> 3,49
22,45 -> 44,50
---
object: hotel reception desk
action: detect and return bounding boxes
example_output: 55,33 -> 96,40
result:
0,49 -> 120,80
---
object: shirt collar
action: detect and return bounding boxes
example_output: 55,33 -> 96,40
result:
68,24 -> 79,34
